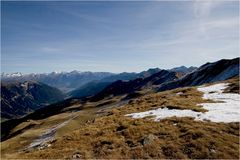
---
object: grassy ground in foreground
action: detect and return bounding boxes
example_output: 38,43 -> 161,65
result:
10,78 -> 239,159
16,116 -> 239,159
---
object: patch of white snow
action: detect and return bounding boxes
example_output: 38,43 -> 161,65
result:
126,83 -> 240,123
176,92 -> 183,95
197,83 -> 240,122
20,82 -> 28,90
126,107 -> 201,121
25,114 -> 78,151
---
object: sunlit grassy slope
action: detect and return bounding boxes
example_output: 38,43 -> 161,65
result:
1,77 -> 239,159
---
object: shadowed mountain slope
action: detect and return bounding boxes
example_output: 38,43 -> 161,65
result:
158,57 -> 239,92
90,70 -> 178,101
69,81 -> 112,98
69,68 -> 162,98
1,81 -> 65,120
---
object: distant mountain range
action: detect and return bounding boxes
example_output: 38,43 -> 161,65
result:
2,59 -> 237,122
1,69 -> 161,93
1,67 -> 194,93
1,71 -> 114,92
1,81 -> 65,121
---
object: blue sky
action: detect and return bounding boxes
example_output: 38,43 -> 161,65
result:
1,1 -> 239,73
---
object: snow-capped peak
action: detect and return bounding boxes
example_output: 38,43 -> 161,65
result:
1,72 -> 23,78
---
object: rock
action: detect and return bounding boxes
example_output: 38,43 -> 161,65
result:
64,135 -> 73,140
72,151 -> 82,159
210,149 -> 216,153
142,134 -> 157,146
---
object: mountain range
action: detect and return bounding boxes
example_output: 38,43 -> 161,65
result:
1,71 -> 114,92
1,67 -> 196,121
1,60 -> 238,122
1,57 -> 239,159
1,67 -> 194,93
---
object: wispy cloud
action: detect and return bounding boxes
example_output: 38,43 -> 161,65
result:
194,0 -> 218,18
193,0 -> 230,37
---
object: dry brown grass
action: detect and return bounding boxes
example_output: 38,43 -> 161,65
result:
16,114 -> 239,159
120,87 -> 210,114
223,76 -> 239,94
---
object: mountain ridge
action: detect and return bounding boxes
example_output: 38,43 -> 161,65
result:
1,81 -> 65,121
69,68 -> 162,98
158,57 -> 239,92
90,70 -> 178,102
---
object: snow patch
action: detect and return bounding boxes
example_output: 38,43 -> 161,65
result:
25,114 -> 78,151
126,107 -> 201,121
197,83 -> 240,122
176,92 -> 183,95
1,72 -> 23,78
20,82 -> 29,90
126,83 -> 240,123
